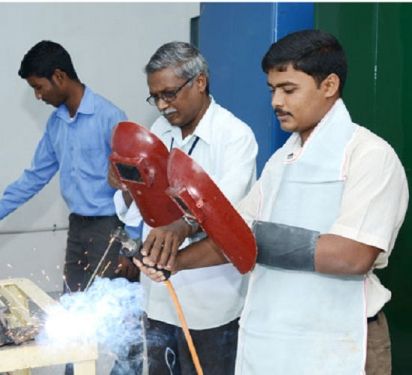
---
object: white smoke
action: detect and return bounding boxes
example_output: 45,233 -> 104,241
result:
37,277 -> 145,365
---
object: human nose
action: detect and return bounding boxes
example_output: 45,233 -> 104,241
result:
156,97 -> 169,111
34,89 -> 42,100
271,89 -> 284,109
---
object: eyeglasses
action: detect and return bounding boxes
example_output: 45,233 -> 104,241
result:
146,76 -> 195,106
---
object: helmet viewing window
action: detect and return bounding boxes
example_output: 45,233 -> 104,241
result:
173,196 -> 194,217
116,163 -> 143,183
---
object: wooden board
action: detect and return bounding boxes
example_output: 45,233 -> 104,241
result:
0,278 -> 97,375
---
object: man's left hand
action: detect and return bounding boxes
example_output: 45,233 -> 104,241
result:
108,164 -> 127,191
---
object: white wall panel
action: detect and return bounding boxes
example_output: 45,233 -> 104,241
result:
0,2 -> 199,292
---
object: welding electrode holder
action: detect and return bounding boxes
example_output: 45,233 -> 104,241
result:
112,227 -> 171,280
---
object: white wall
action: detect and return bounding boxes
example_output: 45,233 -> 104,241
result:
0,2 -> 199,292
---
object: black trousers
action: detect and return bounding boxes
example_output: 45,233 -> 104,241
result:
110,313 -> 145,375
146,317 -> 239,375
64,213 -> 124,375
64,213 -> 124,292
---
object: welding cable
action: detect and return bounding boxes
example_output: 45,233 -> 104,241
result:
110,228 -> 204,374
164,280 -> 204,375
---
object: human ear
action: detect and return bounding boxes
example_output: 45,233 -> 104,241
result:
322,73 -> 340,98
52,69 -> 66,85
195,73 -> 208,93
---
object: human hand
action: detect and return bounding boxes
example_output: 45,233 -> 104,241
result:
115,255 -> 140,281
108,164 -> 127,191
141,218 -> 191,271
132,256 -> 170,282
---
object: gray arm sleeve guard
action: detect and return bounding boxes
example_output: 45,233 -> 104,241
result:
252,220 -> 319,271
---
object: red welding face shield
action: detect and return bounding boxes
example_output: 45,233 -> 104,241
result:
110,121 -> 182,227
166,148 -> 257,274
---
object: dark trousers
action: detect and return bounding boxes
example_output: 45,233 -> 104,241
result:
146,317 -> 239,375
64,213 -> 124,292
110,312 -> 146,375
110,341 -> 144,375
366,311 -> 391,375
64,213 -> 124,375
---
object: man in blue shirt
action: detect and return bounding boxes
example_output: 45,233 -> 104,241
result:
0,41 -> 135,294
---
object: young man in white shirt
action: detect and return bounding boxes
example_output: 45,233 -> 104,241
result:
138,30 -> 408,375
113,41 -> 258,374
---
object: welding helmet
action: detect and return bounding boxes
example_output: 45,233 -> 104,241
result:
110,121 -> 182,227
166,148 -> 257,273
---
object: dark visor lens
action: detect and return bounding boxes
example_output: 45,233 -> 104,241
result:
173,196 -> 193,216
116,163 -> 143,183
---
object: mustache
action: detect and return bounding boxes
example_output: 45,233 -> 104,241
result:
275,109 -> 292,117
161,108 -> 177,117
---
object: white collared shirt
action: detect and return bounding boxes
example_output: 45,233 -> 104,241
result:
115,97 -> 258,328
238,124 -> 408,317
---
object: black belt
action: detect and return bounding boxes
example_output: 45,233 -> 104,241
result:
71,213 -> 114,221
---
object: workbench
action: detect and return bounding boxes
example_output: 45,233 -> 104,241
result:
0,278 -> 98,375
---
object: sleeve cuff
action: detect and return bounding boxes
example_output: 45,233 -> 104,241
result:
113,190 -> 143,226
329,223 -> 389,252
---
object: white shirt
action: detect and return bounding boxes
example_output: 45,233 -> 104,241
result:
237,125 -> 408,317
115,97 -> 258,328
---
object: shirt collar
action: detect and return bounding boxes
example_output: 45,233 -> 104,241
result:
55,85 -> 94,122
192,96 -> 215,145
157,95 -> 216,145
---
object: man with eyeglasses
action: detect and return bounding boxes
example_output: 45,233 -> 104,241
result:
137,31 -> 409,375
146,75 -> 195,107
111,41 -> 258,374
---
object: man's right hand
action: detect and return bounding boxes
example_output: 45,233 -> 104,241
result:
134,236 -> 229,282
133,257 -> 169,282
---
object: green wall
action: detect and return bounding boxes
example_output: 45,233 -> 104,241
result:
316,4 -> 412,374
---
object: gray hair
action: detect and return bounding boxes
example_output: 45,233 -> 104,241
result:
145,41 -> 209,82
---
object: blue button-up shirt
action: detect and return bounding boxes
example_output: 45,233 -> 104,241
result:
0,86 -> 127,218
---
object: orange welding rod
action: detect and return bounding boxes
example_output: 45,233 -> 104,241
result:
164,279 -> 204,375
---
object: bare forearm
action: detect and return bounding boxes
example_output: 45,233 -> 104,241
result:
315,234 -> 381,275
253,221 -> 381,276
175,237 -> 228,271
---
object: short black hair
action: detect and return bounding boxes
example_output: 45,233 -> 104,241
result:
261,29 -> 347,95
18,40 -> 79,81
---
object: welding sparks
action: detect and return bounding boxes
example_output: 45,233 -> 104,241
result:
62,276 -> 72,294
43,305 -> 96,343
37,277 -> 145,356
100,261 -> 111,278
